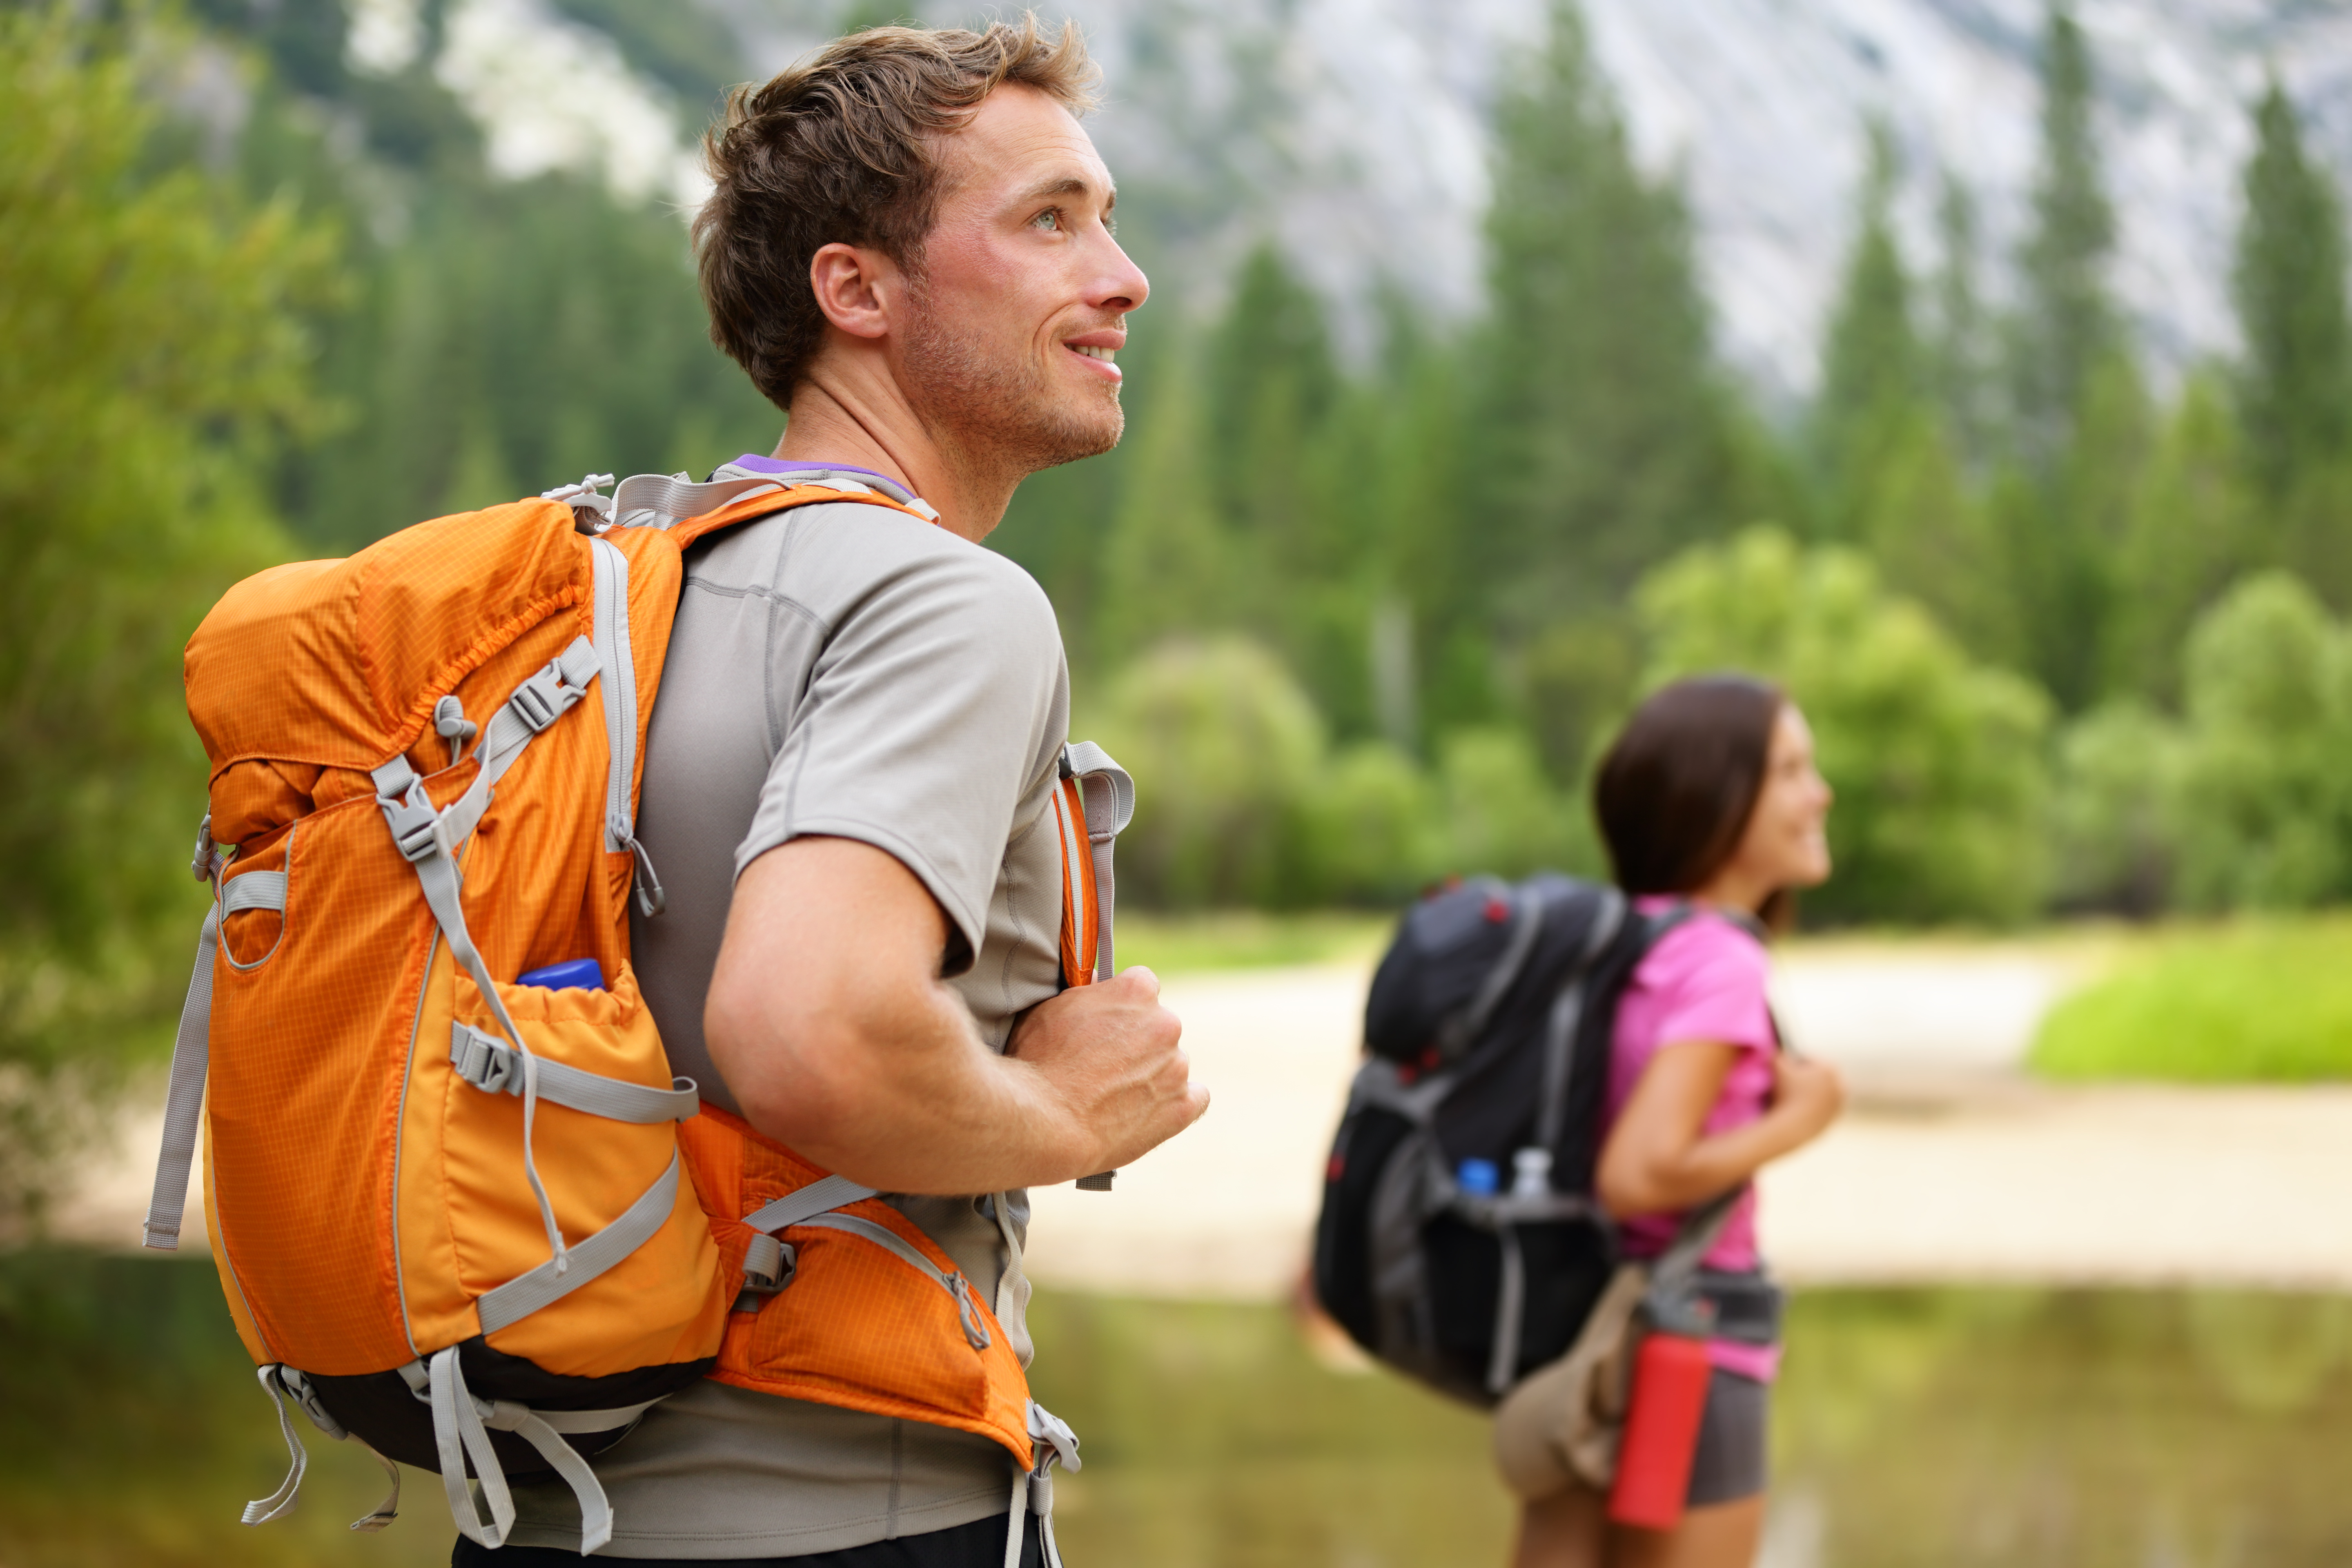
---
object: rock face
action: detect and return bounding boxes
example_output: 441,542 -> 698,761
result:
417,0 -> 2352,394
1057,0 -> 2352,395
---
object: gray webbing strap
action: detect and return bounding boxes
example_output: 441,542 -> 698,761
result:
143,905 -> 220,1251
243,1365 -> 308,1525
1532,886 -> 1628,1151
708,462 -> 940,518
449,1022 -> 697,1123
1007,1402 -> 1081,1568
588,538 -> 636,854
1487,1226 -> 1528,1395
476,1153 -> 683,1335
430,1346 -> 513,1548
794,1212 -> 992,1350
350,1440 -> 401,1532
490,1405 -> 617,1554
219,870 -> 287,917
610,472 -> 781,530
377,766 -> 569,1272
1062,741 -> 1132,979
742,1173 -> 877,1234
373,637 -> 598,1279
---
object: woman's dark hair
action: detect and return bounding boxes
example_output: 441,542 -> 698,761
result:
1592,675 -> 1791,927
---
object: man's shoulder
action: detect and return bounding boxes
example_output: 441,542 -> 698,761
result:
697,500 -> 1055,638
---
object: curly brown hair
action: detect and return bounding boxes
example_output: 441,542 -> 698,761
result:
693,17 -> 1100,412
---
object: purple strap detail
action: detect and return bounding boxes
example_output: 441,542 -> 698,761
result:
726,455 -> 902,485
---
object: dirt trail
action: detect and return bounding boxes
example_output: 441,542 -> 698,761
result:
68,946 -> 2352,1296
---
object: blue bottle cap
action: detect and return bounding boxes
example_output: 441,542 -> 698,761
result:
1456,1158 -> 1500,1198
517,958 -> 605,992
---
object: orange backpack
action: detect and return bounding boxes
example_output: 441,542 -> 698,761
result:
142,469 -> 1126,1556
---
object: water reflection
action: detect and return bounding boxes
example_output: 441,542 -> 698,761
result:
8,1251 -> 2352,1566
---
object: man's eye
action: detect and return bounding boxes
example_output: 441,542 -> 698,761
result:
1032,208 -> 1062,232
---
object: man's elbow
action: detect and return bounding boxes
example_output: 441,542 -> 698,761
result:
706,983 -> 872,1152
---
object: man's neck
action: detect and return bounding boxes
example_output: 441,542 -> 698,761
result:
773,377 -> 1016,544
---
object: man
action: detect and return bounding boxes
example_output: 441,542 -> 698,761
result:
482,20 -> 1207,1565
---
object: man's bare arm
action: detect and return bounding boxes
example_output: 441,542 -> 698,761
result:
704,835 -> 1207,1194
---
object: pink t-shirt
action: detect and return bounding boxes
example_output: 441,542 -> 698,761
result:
1604,897 -> 1780,1380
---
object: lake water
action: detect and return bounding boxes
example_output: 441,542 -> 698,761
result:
9,1250 -> 2352,1566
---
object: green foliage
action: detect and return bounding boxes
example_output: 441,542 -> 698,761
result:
1465,0 -> 1737,638
1814,120 -> 1922,541
2233,79 -> 2352,524
2047,700 -> 2182,914
2173,574 -> 2352,910
1090,638 -> 1327,909
1434,728 -> 1589,882
1108,909 -> 1393,976
1307,743 -> 1442,905
2009,3 -> 2119,472
2105,370 -> 2259,704
0,5 -> 328,1226
2032,917 -> 2352,1080
1636,530 -> 2051,923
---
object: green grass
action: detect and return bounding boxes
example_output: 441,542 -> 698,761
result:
2031,914 -> 2352,1081
1109,909 -> 1395,976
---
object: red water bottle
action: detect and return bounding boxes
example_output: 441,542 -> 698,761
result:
1607,1329 -> 1713,1529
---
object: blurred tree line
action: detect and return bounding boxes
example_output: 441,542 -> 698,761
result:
1054,1 -> 2352,925
13,0 -> 2352,1218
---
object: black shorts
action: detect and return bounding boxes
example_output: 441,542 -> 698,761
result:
452,1509 -> 1045,1567
1686,1368 -> 1768,1508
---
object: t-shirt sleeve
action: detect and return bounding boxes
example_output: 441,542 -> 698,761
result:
737,543 -> 1064,974
1640,918 -> 1777,1060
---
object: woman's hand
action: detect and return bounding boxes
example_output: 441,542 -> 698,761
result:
1769,1053 -> 1845,1144
1596,1042 -> 1845,1220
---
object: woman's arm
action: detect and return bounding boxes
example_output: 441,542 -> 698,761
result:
1596,1043 -> 1844,1217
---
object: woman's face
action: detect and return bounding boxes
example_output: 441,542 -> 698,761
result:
1728,704 -> 1834,892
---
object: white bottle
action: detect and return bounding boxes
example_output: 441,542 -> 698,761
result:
1510,1147 -> 1552,1199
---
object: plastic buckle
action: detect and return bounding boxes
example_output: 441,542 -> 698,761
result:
190,814 -> 217,882
451,1026 -> 515,1095
508,668 -> 564,733
379,786 -> 441,864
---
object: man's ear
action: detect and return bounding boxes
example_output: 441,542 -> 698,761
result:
809,242 -> 900,341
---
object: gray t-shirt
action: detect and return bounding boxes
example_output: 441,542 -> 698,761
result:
501,492 -> 1074,1557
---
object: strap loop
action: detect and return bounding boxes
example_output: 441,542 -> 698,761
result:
448,1022 -> 698,1123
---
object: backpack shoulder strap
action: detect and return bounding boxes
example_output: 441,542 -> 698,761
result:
609,467 -> 939,552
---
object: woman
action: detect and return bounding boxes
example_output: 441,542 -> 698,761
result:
1507,675 -> 1846,1568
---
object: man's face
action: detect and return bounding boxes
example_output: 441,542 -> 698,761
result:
899,84 -> 1148,474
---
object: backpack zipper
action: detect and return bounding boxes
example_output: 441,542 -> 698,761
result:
791,1211 -> 993,1350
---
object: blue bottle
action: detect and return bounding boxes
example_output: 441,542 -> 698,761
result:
1456,1158 -> 1500,1198
517,958 -> 605,992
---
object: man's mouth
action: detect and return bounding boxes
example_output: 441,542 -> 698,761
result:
1068,344 -> 1116,363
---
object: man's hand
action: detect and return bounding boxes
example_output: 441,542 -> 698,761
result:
1008,967 -> 1207,1175
705,835 -> 1205,1194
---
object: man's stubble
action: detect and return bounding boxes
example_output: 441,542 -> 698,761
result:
899,280 -> 1125,482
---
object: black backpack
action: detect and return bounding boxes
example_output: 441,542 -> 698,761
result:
1311,873 -> 1686,1407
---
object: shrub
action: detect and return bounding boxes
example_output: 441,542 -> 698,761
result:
2173,573 -> 2352,910
1634,529 -> 2051,924
1304,742 -> 1442,904
1089,637 -> 1325,908
1433,727 -> 1590,882
2048,701 -> 2184,915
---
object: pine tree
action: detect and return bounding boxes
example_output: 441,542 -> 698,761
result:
2107,370 -> 2257,704
1204,243 -> 1341,589
1814,120 -> 1922,540
2009,2 -> 2118,473
1997,2 -> 2144,711
1467,0 -> 1733,640
2232,77 -> 2352,598
1931,174 -> 1996,468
